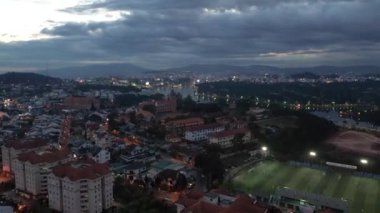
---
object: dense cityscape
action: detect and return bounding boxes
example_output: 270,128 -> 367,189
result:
2,0 -> 380,212
0,70 -> 379,213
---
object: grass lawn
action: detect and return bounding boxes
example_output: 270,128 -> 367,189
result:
233,161 -> 380,213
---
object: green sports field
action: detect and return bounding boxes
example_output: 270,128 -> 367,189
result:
233,161 -> 380,213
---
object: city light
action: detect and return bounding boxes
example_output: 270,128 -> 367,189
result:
309,151 -> 317,157
360,159 -> 368,165
262,146 -> 268,151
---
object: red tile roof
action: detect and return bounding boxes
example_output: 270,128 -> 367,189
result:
18,148 -> 70,164
186,123 -> 224,132
5,138 -> 48,150
180,191 -> 268,213
182,201 -> 226,213
177,190 -> 205,208
52,159 -> 110,181
221,195 -> 267,213
166,117 -> 204,127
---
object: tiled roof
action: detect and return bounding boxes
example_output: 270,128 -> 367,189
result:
177,190 -> 205,208
179,191 -> 268,213
166,117 -> 204,126
186,123 -> 224,132
18,148 -> 70,164
221,195 -> 267,213
5,138 -> 48,150
182,201 -> 226,213
52,159 -> 110,181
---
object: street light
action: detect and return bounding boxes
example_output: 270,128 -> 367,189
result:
360,159 -> 368,165
309,151 -> 317,157
262,146 -> 268,151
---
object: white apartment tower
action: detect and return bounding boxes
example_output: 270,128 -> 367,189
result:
1,139 -> 49,174
48,159 -> 113,213
14,148 -> 71,198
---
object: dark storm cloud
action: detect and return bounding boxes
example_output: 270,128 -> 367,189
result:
1,0 -> 380,70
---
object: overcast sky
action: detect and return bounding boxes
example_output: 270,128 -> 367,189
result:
0,0 -> 379,71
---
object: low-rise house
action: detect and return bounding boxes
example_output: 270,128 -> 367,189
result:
124,162 -> 148,182
91,148 -> 111,164
176,190 -> 269,213
208,128 -> 252,148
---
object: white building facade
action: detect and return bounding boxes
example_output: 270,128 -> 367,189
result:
184,124 -> 225,142
1,139 -> 48,174
14,148 -> 71,198
48,160 -> 113,213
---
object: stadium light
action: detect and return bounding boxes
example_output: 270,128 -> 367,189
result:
262,146 -> 268,151
309,151 -> 317,157
360,159 -> 368,165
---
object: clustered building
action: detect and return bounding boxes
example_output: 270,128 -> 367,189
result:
14,147 -> 71,198
2,139 -> 49,174
1,139 -> 113,213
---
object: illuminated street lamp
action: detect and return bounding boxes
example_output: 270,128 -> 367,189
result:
261,146 -> 268,158
360,159 -> 368,165
309,151 -> 317,157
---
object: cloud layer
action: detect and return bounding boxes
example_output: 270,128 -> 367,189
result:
1,0 -> 380,71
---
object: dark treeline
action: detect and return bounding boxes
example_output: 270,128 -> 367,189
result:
0,72 -> 62,85
198,81 -> 380,104
267,106 -> 338,160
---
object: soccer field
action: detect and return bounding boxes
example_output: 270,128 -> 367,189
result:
233,161 -> 380,213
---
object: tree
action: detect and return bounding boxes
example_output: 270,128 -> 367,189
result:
114,176 -> 176,213
90,102 -> 96,111
232,133 -> 245,151
195,149 -> 225,189
182,95 -> 196,112
142,104 -> 156,114
170,90 -> 183,110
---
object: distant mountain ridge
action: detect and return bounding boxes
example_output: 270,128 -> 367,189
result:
39,63 -> 149,78
4,64 -> 379,79
0,72 -> 62,84
160,64 -> 380,76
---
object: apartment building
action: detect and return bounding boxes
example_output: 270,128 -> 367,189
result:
1,139 -> 49,174
48,159 -> 113,213
14,148 -> 71,198
184,124 -> 225,142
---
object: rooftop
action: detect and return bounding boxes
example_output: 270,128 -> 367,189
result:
18,148 -> 70,164
5,138 -> 48,150
186,123 -> 224,132
52,159 -> 110,181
